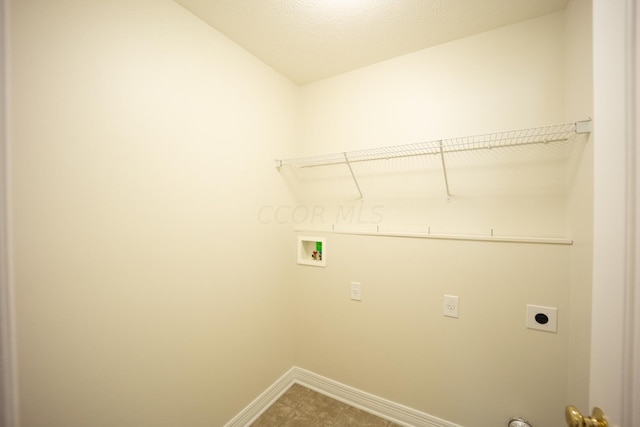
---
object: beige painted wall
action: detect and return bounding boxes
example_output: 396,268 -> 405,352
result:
9,1 -> 297,426
291,10 -> 589,427
297,11 -> 565,151
294,235 -> 570,426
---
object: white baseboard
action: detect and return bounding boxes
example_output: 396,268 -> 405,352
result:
223,367 -> 297,427
225,366 -> 463,427
292,367 -> 462,427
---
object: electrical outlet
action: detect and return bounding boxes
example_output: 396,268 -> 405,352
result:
350,282 -> 362,301
444,295 -> 459,318
526,304 -> 557,332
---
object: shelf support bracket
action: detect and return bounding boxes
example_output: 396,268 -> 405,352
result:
343,152 -> 363,199
438,141 -> 451,201
575,119 -> 592,134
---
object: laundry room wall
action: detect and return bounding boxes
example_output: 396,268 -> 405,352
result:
9,1 -> 298,426
289,10 -> 586,427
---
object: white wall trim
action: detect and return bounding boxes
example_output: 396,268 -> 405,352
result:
592,0 -> 638,425
225,366 -> 462,427
0,0 -> 18,426
293,367 -> 463,427
627,1 -> 639,425
223,367 -> 297,427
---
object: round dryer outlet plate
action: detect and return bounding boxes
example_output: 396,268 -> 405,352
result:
508,418 -> 532,427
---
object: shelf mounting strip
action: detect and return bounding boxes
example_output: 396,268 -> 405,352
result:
275,119 -> 592,200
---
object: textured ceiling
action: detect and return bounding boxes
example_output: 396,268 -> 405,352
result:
175,0 -> 569,86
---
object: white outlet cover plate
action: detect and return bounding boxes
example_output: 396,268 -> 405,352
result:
350,282 -> 362,301
443,295 -> 459,318
526,304 -> 557,333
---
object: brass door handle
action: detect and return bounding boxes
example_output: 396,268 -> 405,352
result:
565,405 -> 608,427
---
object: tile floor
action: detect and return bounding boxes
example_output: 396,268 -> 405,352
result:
251,383 -> 403,427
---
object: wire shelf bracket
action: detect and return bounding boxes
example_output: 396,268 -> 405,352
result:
343,152 -> 363,199
275,119 -> 592,200
438,140 -> 451,202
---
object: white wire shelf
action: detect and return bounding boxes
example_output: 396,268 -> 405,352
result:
275,120 -> 590,168
275,119 -> 592,200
